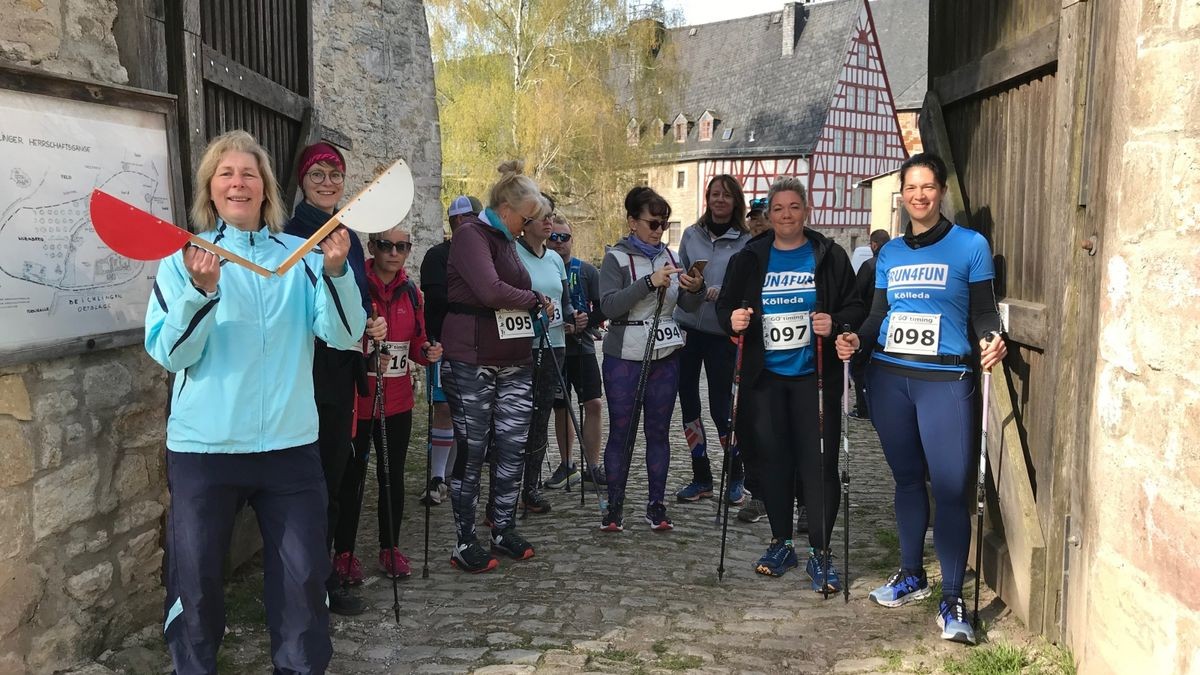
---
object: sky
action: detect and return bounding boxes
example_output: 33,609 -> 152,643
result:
666,0 -> 790,25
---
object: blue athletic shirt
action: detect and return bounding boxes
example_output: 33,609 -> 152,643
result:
762,242 -> 818,377
873,224 -> 994,373
517,240 -> 568,348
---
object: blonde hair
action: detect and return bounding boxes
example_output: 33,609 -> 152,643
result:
551,214 -> 570,228
767,176 -> 809,209
190,130 -> 288,233
488,160 -> 542,212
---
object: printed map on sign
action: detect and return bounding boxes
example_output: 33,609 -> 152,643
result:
0,88 -> 171,354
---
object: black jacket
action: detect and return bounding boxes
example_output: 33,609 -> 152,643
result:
716,228 -> 865,388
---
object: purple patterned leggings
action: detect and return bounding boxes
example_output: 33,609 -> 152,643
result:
602,353 -> 680,507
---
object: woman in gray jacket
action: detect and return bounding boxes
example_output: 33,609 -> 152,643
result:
673,175 -> 751,505
598,187 -> 704,533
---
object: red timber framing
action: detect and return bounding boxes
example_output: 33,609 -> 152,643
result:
699,157 -> 809,214
809,1 -> 908,229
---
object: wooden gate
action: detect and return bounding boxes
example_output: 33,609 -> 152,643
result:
165,0 -> 315,200
923,0 -> 1112,643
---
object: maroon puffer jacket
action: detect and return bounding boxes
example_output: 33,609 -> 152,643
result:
443,212 -> 538,366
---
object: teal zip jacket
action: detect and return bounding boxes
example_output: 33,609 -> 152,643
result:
145,221 -> 367,453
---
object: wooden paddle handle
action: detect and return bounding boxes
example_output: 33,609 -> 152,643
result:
274,216 -> 341,277
188,235 -> 272,278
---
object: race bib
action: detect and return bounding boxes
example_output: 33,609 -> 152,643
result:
547,305 -> 564,329
652,318 -> 685,349
885,312 -> 941,356
762,311 -> 811,351
368,341 -> 410,378
496,308 -> 535,339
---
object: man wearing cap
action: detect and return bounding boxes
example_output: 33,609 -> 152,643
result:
418,195 -> 482,504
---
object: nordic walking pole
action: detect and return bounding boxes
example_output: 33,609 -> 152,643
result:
839,324 -> 852,603
974,331 -> 999,629
579,398 -> 588,507
371,323 -> 401,623
537,311 -> 606,512
521,325 -> 550,520
422,359 -> 438,580
717,301 -> 749,581
816,307 -> 830,599
617,286 -> 668,509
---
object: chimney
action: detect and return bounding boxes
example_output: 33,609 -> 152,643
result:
782,2 -> 804,57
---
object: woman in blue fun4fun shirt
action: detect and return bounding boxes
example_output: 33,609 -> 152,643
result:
717,177 -> 864,593
836,153 -> 1007,646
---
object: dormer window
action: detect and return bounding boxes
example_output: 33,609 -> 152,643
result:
698,110 -> 718,142
627,118 -> 640,146
671,113 -> 691,143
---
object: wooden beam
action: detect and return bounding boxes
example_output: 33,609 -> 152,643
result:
201,45 -> 308,121
999,298 -> 1047,350
918,91 -> 972,228
934,19 -> 1060,106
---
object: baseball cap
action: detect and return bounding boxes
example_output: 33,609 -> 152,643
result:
448,195 -> 477,217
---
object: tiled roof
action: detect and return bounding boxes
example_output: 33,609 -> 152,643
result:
869,0 -> 929,110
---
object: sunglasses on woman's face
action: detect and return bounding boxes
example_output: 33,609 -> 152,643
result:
375,240 -> 412,253
548,232 -> 572,242
638,217 -> 668,231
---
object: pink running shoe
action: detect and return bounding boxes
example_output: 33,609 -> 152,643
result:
379,547 -> 412,579
333,551 -> 364,586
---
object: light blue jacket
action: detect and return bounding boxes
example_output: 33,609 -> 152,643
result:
145,222 -> 367,453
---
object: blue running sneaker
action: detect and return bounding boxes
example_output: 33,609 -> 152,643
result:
869,568 -> 932,607
725,478 -> 746,506
937,596 -> 977,645
754,540 -> 798,577
675,481 -> 713,502
805,549 -> 842,593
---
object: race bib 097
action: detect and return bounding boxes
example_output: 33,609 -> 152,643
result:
762,311 -> 811,351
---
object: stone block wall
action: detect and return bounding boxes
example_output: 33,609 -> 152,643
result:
1079,0 -> 1200,672
311,0 -> 444,278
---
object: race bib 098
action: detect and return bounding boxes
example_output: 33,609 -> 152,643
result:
885,312 -> 941,356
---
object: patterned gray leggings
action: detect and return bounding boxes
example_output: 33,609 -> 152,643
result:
442,359 -> 533,544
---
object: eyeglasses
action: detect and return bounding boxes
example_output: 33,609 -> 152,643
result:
306,170 -> 345,185
548,232 -> 572,242
374,240 -> 412,253
637,217 -> 668,231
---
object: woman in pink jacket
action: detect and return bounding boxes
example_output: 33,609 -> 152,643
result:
333,226 -> 442,583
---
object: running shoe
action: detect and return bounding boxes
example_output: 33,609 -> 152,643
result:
450,541 -> 498,573
378,547 -> 412,579
725,478 -> 746,506
937,596 -> 977,645
544,462 -> 580,489
600,503 -> 623,532
869,568 -> 932,607
582,464 -> 608,485
675,481 -> 714,502
490,527 -> 535,560
521,488 -> 552,514
737,498 -> 767,523
645,502 -> 674,531
333,551 -> 364,586
328,585 -> 365,616
754,540 -> 799,577
806,549 -> 842,593
420,477 -> 447,506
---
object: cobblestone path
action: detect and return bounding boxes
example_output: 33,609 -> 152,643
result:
86,363 -> 1063,675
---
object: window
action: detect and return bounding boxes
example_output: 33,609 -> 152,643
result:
699,114 -> 713,141
851,177 -> 862,209
856,132 -> 865,155
833,129 -> 843,153
668,221 -> 682,246
863,184 -> 873,208
722,128 -> 734,140
857,89 -> 867,112
856,42 -> 868,67
674,122 -> 687,143
844,86 -> 855,110
676,170 -> 686,189
834,176 -> 846,208
866,133 -> 876,156
868,89 -> 877,113
636,172 -> 649,187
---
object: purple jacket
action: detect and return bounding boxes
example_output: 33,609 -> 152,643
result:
444,212 -> 539,365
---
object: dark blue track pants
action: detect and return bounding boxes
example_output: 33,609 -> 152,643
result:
867,365 -> 975,598
163,444 -> 331,675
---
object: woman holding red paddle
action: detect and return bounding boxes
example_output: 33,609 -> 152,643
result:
145,130 -> 367,675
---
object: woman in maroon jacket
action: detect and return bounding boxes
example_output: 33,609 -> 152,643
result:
332,226 -> 442,584
442,160 -> 553,573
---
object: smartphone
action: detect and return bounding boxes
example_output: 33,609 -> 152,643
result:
688,260 -> 708,276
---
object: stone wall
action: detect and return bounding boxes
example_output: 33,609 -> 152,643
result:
0,0 -> 442,672
1078,0 -> 1200,672
311,0 -> 443,277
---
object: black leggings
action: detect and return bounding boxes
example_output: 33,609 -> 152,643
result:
744,371 -> 841,549
523,346 -> 563,491
336,411 -> 412,552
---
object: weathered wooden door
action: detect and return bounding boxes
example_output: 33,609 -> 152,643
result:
166,0 -> 315,200
923,0 -> 1111,642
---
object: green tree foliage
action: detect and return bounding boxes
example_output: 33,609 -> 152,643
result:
427,0 -> 682,259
